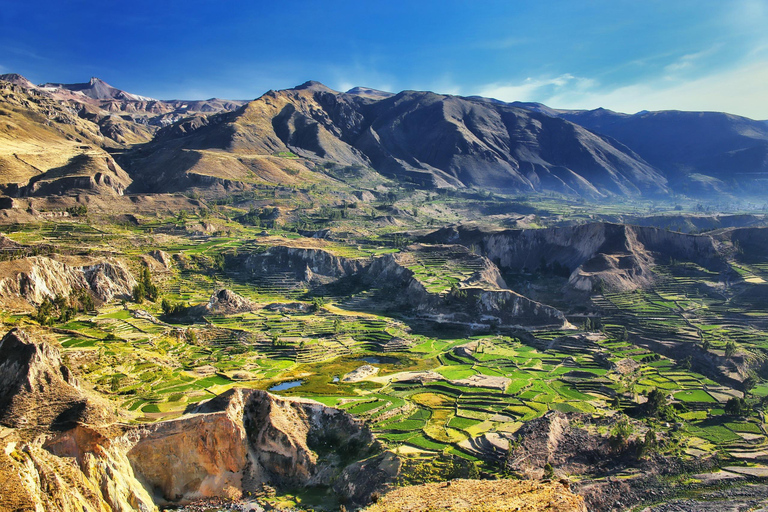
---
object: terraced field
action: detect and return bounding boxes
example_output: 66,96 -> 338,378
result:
8,212 -> 768,481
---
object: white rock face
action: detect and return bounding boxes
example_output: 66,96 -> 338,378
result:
0,255 -> 136,309
343,364 -> 380,382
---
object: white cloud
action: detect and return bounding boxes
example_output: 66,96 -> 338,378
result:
545,60 -> 768,119
471,58 -> 768,119
476,74 -> 595,103
329,59 -> 397,95
663,45 -> 721,74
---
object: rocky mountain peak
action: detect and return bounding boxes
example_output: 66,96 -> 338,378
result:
345,86 -> 394,99
41,76 -> 155,102
0,73 -> 35,88
294,80 -> 338,93
0,328 -> 74,390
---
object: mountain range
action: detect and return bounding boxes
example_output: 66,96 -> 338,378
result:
1,73 -> 767,201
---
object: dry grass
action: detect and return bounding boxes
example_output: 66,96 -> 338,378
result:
364,479 -> 586,512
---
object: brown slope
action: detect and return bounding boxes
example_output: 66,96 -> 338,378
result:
0,80 -> 132,195
0,329 -> 113,432
123,81 -> 668,197
357,91 -> 667,196
364,479 -> 586,512
123,81 -> 366,192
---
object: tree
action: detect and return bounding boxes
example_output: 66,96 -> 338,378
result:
725,341 -> 737,359
141,268 -> 158,301
609,416 -> 633,450
449,282 -> 467,299
132,282 -> 146,303
133,267 -> 158,303
644,388 -> 676,420
725,397 -> 751,417
311,297 -> 326,311
161,297 -> 184,316
638,429 -> 658,458
743,375 -> 757,396
33,297 -> 56,326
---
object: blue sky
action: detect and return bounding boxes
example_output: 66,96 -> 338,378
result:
1,0 -> 766,118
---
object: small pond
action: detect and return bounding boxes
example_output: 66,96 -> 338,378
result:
269,380 -> 304,392
360,356 -> 399,364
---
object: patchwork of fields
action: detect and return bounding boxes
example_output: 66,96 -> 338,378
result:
5,213 -> 768,480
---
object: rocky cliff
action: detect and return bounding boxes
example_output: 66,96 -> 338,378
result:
0,329 -> 111,431
0,328 -> 156,512
0,255 -> 137,310
127,387 -> 392,505
424,222 -> 724,292
242,244 -> 368,286
362,244 -> 570,329
0,329 -> 396,511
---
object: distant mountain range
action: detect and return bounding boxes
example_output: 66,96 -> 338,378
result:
1,73 -> 767,200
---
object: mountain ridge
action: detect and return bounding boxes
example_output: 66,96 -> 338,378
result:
2,73 -> 768,200
122,81 -> 670,198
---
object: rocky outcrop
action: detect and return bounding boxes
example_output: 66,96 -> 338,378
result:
0,328 -> 154,512
362,244 -> 569,329
0,329 -> 111,430
424,223 -> 724,292
335,451 -> 403,506
0,255 -> 136,310
722,226 -> 768,264
126,390 -> 250,502
242,245 -> 367,285
0,330 -> 394,510
506,411 -> 623,480
127,388 -> 388,506
1,434 -> 157,512
147,249 -> 173,269
473,288 -> 571,328
190,288 -> 258,316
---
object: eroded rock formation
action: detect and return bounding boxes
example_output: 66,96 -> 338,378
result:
0,329 -> 398,511
0,255 -> 137,310
362,244 -> 570,329
424,222 -> 724,292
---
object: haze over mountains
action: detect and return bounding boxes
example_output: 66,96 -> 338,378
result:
1,73 -> 767,202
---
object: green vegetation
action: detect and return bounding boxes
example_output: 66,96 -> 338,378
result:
132,267 -> 159,303
8,190 -> 768,484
